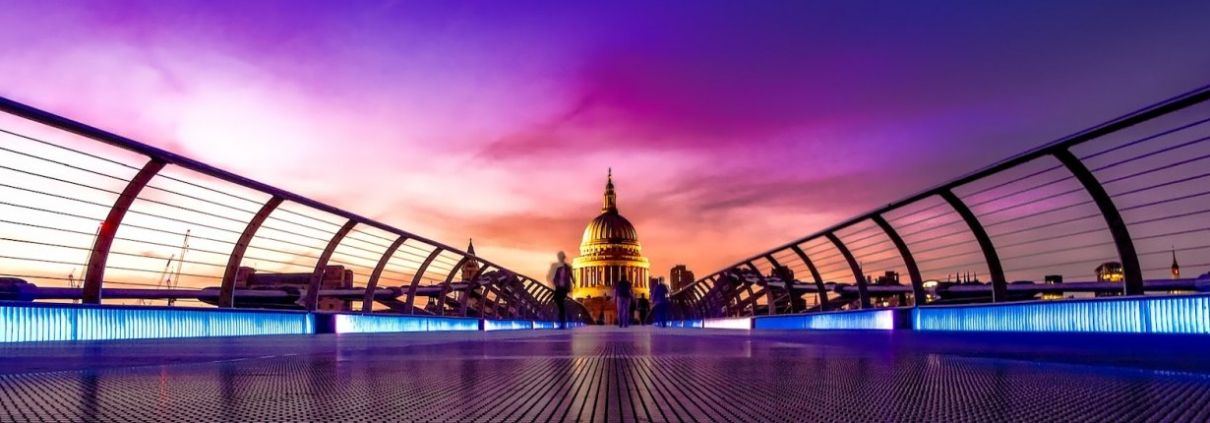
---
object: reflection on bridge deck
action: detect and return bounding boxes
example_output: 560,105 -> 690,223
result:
1,327 -> 1209,422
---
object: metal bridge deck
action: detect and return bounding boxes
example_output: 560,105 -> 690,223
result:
2,327 -> 1210,422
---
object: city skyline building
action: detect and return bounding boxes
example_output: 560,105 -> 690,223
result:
670,264 -> 695,292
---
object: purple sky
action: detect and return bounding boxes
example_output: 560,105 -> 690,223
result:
1,0 -> 1209,281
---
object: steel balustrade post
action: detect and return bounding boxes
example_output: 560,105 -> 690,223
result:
764,254 -> 793,314
362,236 -> 408,313
491,288 -> 505,318
534,283 -> 555,319
220,195 -> 284,308
704,276 -> 721,317
519,279 -> 537,319
433,284 -> 452,317
304,220 -> 358,311
511,279 -> 530,319
745,261 -> 777,316
0,95 -> 561,313
826,233 -> 870,309
742,274 -> 758,317
721,273 -> 754,317
474,278 -> 493,318
790,245 -> 828,312
458,263 -> 489,317
684,286 -> 701,319
529,280 -> 548,319
516,280 -> 530,320
1054,149 -> 1144,296
500,281 -> 521,319
405,248 -> 444,313
872,215 -> 927,306
940,190 -> 1008,302
525,277 -> 549,316
696,284 -> 710,318
472,268 -> 495,317
455,260 -> 481,317
435,256 -> 470,316
83,159 -> 165,304
706,276 -> 723,317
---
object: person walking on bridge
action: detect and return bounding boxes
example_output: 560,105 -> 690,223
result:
637,294 -> 650,325
548,251 -> 574,329
614,276 -> 633,328
652,279 -> 669,327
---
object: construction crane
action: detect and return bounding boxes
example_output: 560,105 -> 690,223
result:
67,268 -> 79,304
80,223 -> 100,286
166,230 -> 190,306
149,254 -> 175,306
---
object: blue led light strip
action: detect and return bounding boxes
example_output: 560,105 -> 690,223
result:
334,314 -> 480,333
753,309 -> 898,330
914,294 -> 1210,334
0,302 -> 313,342
0,302 -> 585,342
667,319 -> 704,328
484,319 -> 534,331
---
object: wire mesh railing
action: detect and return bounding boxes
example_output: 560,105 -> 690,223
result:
672,84 -> 1210,319
0,96 -> 591,324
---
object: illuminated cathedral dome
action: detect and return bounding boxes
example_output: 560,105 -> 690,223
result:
572,170 -> 650,300
582,210 -> 639,245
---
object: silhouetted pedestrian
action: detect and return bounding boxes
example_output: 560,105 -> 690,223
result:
637,294 -> 650,325
547,251 -> 574,329
614,277 -> 633,328
652,280 -> 669,327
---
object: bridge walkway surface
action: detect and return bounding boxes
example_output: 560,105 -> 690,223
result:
2,327 -> 1210,422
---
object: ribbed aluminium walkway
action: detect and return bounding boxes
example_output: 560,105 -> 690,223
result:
3,326 -> 1210,422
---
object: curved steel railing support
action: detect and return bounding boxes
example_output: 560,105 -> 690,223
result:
83,159 -> 165,304
405,248 -> 444,313
220,195 -> 283,308
362,236 -> 408,312
764,254 -> 794,314
790,245 -> 828,312
0,95 -> 558,317
872,214 -> 926,306
682,86 -> 1210,306
940,190 -> 1008,302
1054,149 -> 1144,295
304,220 -> 358,311
744,261 -> 776,316
825,233 -> 870,309
458,263 -> 492,317
433,256 -> 470,316
689,284 -> 706,318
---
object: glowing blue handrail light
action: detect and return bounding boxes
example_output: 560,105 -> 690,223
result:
668,319 -> 704,328
754,308 -> 899,330
484,319 -> 533,331
703,317 -> 752,330
0,302 -> 313,342
914,294 -> 1210,334
334,314 -> 480,333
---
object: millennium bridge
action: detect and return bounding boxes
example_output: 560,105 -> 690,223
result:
2,85 -> 1210,422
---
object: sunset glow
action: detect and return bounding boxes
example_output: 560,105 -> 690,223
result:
2,1 -> 1209,291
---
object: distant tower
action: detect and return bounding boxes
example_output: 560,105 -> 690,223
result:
462,239 -> 481,281
670,265 -> 695,292
1171,247 -> 1180,279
